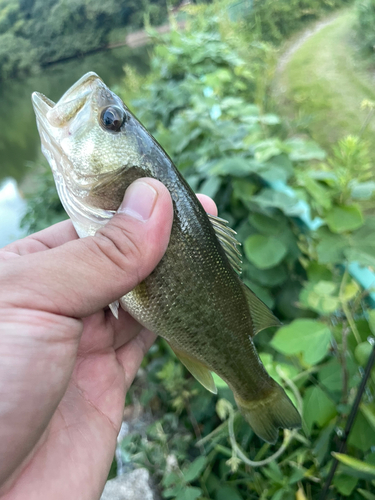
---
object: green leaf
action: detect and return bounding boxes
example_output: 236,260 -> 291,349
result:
243,261 -> 288,287
253,138 -> 284,162
286,138 -> 326,161
332,453 -> 375,478
355,342 -> 373,367
288,466 -> 305,484
175,487 -> 202,500
164,485 -> 184,498
332,474 -> 358,496
303,386 -> 337,432
325,205 -> 364,233
271,319 -> 331,365
298,173 -> 332,210
208,156 -> 262,176
264,461 -> 283,483
244,234 -> 287,269
212,373 -> 228,388
299,280 -> 340,315
341,281 -> 360,302
252,189 -> 302,216
216,486 -> 243,500
232,179 -> 257,202
249,212 -> 287,235
318,358 -> 357,393
183,456 -> 207,483
260,114 -> 281,125
348,411 -> 375,452
316,228 -> 347,264
369,310 -> 375,335
199,176 -> 221,199
350,181 -> 375,200
306,262 -> 333,283
360,403 -> 375,432
358,489 -> 375,500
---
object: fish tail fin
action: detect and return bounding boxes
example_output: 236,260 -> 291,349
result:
235,382 -> 301,444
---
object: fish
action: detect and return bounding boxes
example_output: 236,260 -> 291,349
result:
31,72 -> 301,444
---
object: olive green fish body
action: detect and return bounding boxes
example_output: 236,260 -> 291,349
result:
32,72 -> 301,443
121,165 -> 269,400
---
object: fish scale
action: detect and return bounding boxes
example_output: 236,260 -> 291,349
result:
32,71 -> 301,444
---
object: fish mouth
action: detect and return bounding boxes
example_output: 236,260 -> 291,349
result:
31,71 -> 104,175
32,72 -> 114,233
31,92 -> 55,134
32,71 -> 102,127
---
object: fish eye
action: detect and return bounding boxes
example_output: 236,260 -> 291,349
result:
100,106 -> 126,132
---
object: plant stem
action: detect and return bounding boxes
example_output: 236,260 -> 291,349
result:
339,268 -> 361,344
319,341 -> 375,500
341,326 -> 350,404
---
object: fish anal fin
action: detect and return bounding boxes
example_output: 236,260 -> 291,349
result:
208,214 -> 242,275
168,343 -> 217,394
243,284 -> 281,336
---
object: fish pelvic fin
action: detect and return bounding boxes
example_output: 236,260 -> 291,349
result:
234,382 -> 301,444
109,300 -> 120,319
242,284 -> 281,336
168,343 -> 217,394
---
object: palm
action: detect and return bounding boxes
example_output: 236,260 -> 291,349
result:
0,191 -> 215,499
0,224 -> 155,499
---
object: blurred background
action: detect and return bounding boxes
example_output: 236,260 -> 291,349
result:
1,0 -> 375,499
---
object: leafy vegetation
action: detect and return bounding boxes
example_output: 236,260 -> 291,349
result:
21,2 -> 375,499
245,0 -> 352,44
355,0 -> 375,56
0,0 -> 178,82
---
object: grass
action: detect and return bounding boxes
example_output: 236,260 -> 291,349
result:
276,9 -> 375,157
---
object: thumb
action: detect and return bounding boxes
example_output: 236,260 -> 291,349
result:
1,178 -> 173,318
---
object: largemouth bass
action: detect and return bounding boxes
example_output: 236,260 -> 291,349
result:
32,72 -> 301,443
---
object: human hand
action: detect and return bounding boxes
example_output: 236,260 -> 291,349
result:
0,178 -> 217,500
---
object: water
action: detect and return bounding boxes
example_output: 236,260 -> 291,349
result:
0,45 -> 148,247
0,178 -> 27,248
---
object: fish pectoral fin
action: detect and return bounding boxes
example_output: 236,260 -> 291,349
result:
109,300 -> 120,319
242,284 -> 281,336
208,214 -> 242,275
168,343 -> 217,394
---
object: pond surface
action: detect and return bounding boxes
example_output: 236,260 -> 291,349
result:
0,45 -> 148,247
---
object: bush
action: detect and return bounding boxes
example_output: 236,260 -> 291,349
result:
356,0 -> 375,55
118,15 -> 375,500
0,0 -> 172,81
247,0 -> 353,44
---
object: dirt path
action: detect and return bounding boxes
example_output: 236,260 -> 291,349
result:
276,12 -> 342,75
273,8 -> 375,159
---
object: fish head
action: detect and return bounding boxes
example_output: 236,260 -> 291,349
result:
32,72 -> 158,235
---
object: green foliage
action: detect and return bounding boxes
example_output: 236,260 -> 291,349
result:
20,161 -> 67,233
0,0 -> 171,81
355,0 -> 375,56
246,0 -> 352,44
116,11 -> 375,499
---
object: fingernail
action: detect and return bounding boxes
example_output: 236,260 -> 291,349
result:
119,181 -> 158,222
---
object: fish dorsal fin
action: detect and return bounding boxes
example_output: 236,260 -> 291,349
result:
168,343 -> 217,394
208,214 -> 242,274
242,284 -> 281,336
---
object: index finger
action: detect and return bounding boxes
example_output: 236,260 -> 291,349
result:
1,220 -> 76,256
